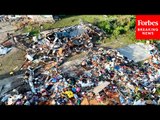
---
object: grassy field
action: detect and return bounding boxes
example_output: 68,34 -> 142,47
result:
23,15 -> 107,32
0,47 -> 26,79
45,15 -> 106,28
43,15 -> 134,29
99,30 -> 137,48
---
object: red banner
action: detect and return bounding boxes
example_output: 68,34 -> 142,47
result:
136,15 -> 160,40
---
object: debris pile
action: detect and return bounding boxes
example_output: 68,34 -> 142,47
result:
22,23 -> 104,69
1,24 -> 160,105
0,23 -> 106,105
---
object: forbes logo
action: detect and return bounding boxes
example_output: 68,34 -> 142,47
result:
138,20 -> 159,26
136,15 -> 160,39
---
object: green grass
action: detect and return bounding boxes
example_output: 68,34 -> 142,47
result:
45,15 -> 106,28
99,30 -> 137,48
23,15 -> 107,32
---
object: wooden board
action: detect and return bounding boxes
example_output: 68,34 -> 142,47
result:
93,81 -> 110,95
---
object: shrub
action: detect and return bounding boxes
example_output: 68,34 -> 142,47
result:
96,15 -> 135,37
114,26 -> 126,36
97,21 -> 112,34
120,18 -> 129,27
108,18 -> 117,24
104,24 -> 112,34
98,21 -> 107,29
29,29 -> 40,37
129,17 -> 135,29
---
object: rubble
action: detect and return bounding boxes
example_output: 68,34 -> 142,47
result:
1,23 -> 160,105
0,45 -> 12,55
93,81 -> 110,95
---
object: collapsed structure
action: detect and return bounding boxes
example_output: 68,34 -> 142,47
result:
1,23 -> 160,105
23,23 -> 104,69
23,23 -> 104,95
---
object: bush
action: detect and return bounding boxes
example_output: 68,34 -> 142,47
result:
120,18 -> 129,27
108,18 -> 117,24
97,15 -> 135,37
23,25 -> 32,33
104,24 -> 112,34
98,21 -> 107,29
118,26 -> 126,34
129,17 -> 135,29
29,29 -> 40,37
114,26 -> 126,36
97,21 -> 112,34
